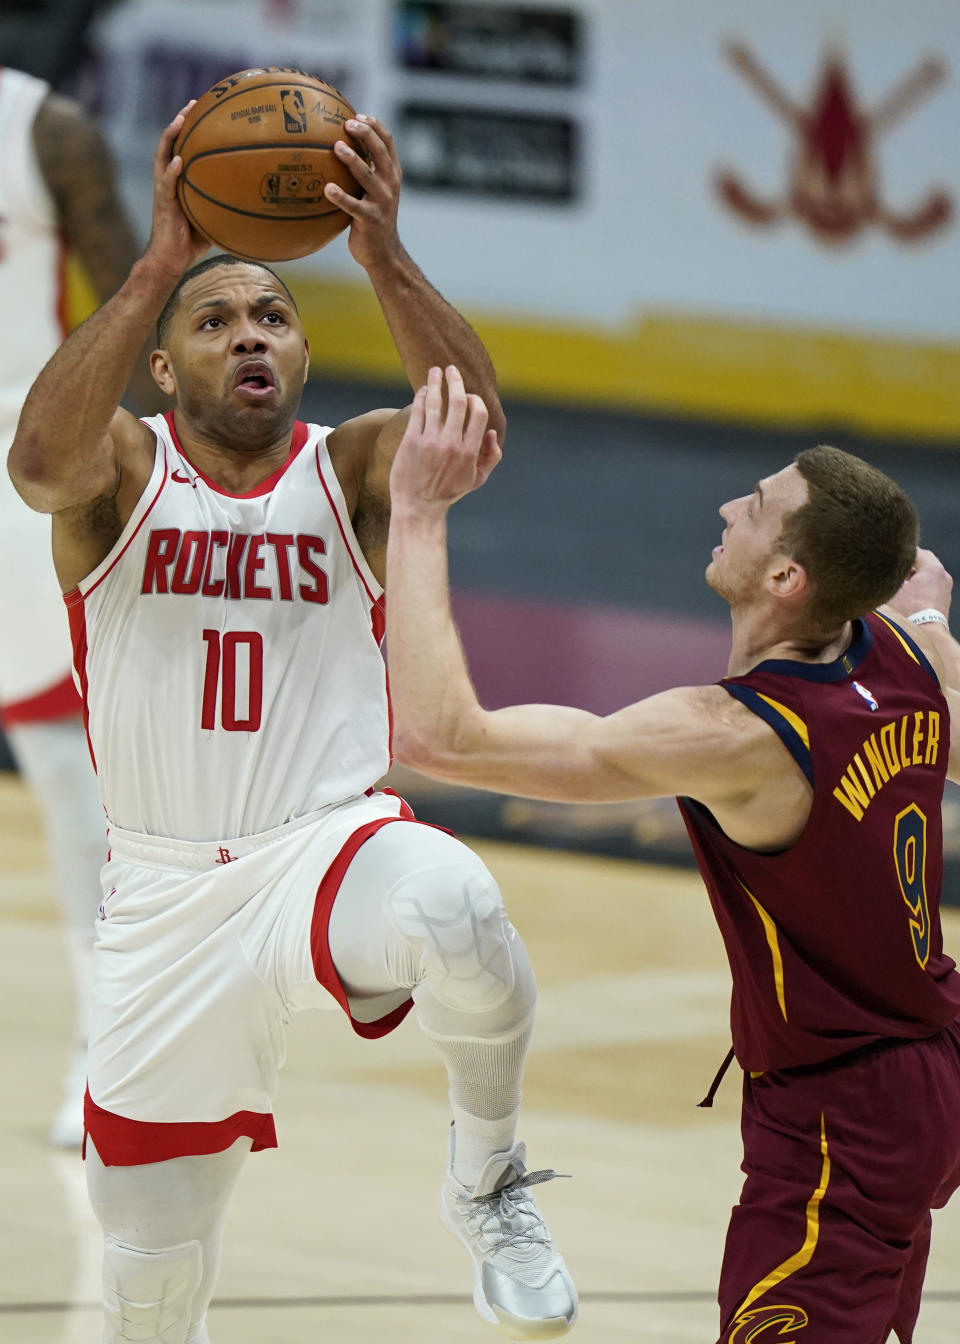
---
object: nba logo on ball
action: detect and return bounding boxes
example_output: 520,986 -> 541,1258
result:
174,67 -> 363,260
281,89 -> 307,134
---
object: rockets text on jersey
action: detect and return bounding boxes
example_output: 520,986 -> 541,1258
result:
66,414 -> 391,841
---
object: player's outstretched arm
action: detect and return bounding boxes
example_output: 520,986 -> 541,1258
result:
387,367 -> 780,814
9,105 -> 207,518
326,115 -> 505,445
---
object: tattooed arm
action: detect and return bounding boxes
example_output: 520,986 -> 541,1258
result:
32,93 -> 166,415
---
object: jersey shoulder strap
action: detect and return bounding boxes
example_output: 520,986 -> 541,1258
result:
870,610 -> 940,687
721,680 -> 814,786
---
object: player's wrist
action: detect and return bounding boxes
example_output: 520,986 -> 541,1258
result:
390,496 -> 451,529
907,607 -> 950,630
130,253 -> 184,302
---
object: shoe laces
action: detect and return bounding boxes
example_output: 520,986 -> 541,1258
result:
466,1168 -> 570,1254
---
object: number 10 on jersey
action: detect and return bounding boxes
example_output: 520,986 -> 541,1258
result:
201,629 -> 264,731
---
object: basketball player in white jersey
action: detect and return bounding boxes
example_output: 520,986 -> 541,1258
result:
9,104 -> 577,1343
0,65 -> 161,1146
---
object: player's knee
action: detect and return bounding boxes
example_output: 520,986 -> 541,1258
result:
387,853 -> 522,1013
102,1236 -> 203,1343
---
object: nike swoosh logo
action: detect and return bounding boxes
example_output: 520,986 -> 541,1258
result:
171,470 -> 195,485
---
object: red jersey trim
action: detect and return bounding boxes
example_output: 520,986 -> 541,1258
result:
1,671 -> 80,725
163,411 -> 309,497
314,444 -> 380,605
83,1087 -> 277,1166
310,808 -> 417,1039
313,442 -> 390,751
69,450 -> 170,600
64,592 -> 96,771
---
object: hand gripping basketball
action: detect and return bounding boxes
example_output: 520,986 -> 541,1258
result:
391,367 -> 502,515
323,114 -> 404,272
147,105 -> 212,279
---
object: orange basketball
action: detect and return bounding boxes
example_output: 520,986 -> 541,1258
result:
174,67 -> 361,262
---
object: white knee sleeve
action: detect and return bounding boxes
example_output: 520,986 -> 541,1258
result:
387,856 -> 517,1014
102,1236 -> 203,1344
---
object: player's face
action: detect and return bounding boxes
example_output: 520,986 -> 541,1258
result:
160,265 -> 310,445
706,464 -> 809,605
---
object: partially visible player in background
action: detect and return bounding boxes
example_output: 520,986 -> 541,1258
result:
0,65 -> 161,1146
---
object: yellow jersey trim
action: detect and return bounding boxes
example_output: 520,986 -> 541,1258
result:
741,882 -> 788,1022
756,694 -> 810,750
873,611 -> 921,665
733,1113 -> 832,1319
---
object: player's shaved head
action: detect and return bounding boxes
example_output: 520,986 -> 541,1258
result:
156,255 -> 299,346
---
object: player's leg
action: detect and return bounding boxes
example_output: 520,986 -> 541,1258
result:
6,715 -> 106,1145
886,1212 -> 930,1344
86,1136 -> 250,1344
718,1032 -> 960,1344
326,821 -> 577,1338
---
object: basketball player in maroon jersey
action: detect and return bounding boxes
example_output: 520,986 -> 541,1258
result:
9,113 -> 576,1341
387,366 -> 960,1344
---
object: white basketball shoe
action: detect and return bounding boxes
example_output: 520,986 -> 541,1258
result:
441,1131 -> 578,1340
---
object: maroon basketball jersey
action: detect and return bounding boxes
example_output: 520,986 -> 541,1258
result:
678,610 -> 960,1072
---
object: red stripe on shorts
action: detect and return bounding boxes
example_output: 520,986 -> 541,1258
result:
83,1087 -> 278,1166
310,807 -> 419,1040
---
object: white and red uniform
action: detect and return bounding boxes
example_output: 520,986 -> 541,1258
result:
69,412 -> 390,839
75,414 -> 419,1162
0,66 -> 74,719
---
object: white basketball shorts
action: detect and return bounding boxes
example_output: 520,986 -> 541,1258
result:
85,791 -> 422,1166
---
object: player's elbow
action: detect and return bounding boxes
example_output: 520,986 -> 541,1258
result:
392,722 -> 445,774
393,711 -> 478,779
7,432 -> 59,512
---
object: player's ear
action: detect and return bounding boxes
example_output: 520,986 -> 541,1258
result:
769,554 -> 807,602
303,339 -> 310,386
151,349 -> 176,396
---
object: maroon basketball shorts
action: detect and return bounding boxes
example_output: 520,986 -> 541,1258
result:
717,1021 -> 960,1344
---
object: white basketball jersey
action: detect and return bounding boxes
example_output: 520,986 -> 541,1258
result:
68,415 -> 391,841
0,68 -> 74,704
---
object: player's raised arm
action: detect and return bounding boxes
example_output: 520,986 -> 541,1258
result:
386,368 -> 797,834
9,106 -> 208,517
885,547 -> 960,784
327,115 -> 505,445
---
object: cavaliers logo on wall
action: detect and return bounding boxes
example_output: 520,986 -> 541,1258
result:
715,42 -> 953,245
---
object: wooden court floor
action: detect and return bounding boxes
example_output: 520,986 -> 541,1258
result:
1,771 -> 958,1343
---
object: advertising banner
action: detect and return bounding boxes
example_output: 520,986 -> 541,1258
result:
86,0 -> 960,438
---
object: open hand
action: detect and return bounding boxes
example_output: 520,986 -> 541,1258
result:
390,366 -> 502,515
